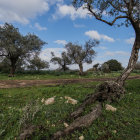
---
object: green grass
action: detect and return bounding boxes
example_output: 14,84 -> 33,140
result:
0,79 -> 140,140
0,71 -> 139,80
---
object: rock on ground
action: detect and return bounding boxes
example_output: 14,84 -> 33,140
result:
79,135 -> 84,140
64,122 -> 69,128
44,97 -> 55,105
105,104 -> 117,112
65,96 -> 78,105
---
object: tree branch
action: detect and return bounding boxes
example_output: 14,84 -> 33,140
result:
87,4 -> 128,26
0,54 -> 7,57
108,0 -> 127,13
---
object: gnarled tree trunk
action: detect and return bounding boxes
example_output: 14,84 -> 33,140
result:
62,62 -> 66,72
116,24 -> 140,86
9,58 -> 17,77
52,26 -> 139,140
79,63 -> 83,75
10,63 -> 16,77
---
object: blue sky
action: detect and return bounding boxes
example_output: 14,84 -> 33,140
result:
0,0 -> 138,70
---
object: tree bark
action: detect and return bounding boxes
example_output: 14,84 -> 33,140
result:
116,29 -> 140,86
51,13 -> 140,140
79,63 -> 83,75
9,59 -> 17,77
52,104 -> 102,140
63,63 -> 66,72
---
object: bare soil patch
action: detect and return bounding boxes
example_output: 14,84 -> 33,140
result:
0,76 -> 139,89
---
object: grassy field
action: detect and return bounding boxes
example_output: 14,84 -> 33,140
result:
0,71 -> 140,80
0,78 -> 140,140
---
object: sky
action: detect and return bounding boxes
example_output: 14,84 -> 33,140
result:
0,0 -> 139,70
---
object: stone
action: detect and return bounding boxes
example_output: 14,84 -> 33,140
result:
41,98 -> 44,103
79,135 -> 84,140
112,130 -> 117,133
64,122 -> 69,127
44,97 -> 55,105
105,104 -> 117,112
65,96 -> 78,105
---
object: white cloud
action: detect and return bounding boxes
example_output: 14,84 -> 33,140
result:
52,4 -> 90,20
101,35 -> 114,42
125,37 -> 135,45
105,51 -> 129,56
85,30 -> 115,42
52,3 -> 109,20
54,40 -> 67,45
34,23 -> 47,31
40,47 -> 65,70
0,0 -> 49,24
85,30 -> 101,40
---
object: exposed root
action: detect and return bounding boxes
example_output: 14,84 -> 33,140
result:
19,125 -> 37,140
52,103 -> 102,140
70,81 -> 124,119
52,81 -> 125,139
19,125 -> 46,140
96,81 -> 125,102
70,93 -> 100,119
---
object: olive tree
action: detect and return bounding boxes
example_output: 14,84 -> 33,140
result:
0,23 -> 45,76
104,59 -> 123,71
28,55 -> 49,71
65,40 -> 98,75
72,0 -> 140,86
93,63 -> 100,71
101,63 -> 110,73
0,57 -> 25,73
52,1 -> 140,139
50,51 -> 71,71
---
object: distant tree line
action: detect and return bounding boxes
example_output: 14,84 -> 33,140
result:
0,23 -> 99,76
1,23 -> 137,77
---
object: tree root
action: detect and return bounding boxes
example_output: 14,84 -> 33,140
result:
52,81 -> 125,139
19,125 -> 37,140
52,103 -> 102,140
18,81 -> 125,139
70,92 -> 100,119
96,81 -> 125,102
70,81 -> 125,119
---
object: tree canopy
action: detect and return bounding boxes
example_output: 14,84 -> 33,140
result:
65,40 -> 99,75
104,59 -> 123,71
73,0 -> 139,28
0,23 -> 46,76
72,0 -> 140,85
50,51 -> 71,71
28,55 -> 49,71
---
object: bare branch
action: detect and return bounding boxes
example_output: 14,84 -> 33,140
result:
87,4 -> 128,26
